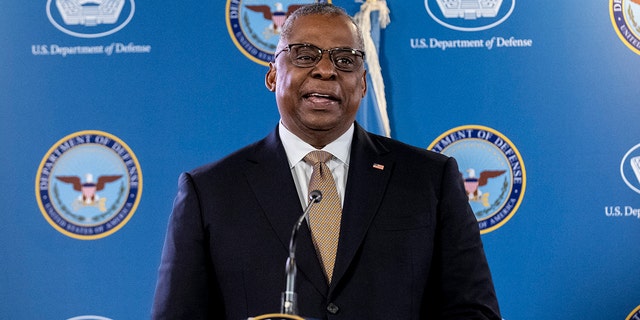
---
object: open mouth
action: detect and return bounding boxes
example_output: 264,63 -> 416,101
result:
304,92 -> 340,104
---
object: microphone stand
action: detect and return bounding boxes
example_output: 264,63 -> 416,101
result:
282,190 -> 322,315
248,190 -> 322,320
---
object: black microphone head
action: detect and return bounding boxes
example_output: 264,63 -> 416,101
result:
309,190 -> 322,203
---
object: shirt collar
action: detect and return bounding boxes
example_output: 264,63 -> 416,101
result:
279,121 -> 353,168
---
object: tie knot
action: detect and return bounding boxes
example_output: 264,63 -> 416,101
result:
304,150 -> 333,165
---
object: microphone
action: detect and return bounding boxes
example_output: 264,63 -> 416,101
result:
281,190 -> 322,315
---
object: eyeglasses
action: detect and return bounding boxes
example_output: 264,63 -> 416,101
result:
274,43 -> 365,72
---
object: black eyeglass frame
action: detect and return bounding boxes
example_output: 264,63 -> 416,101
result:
274,43 -> 366,72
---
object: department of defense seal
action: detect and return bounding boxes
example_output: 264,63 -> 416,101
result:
610,0 -> 640,55
225,0 -> 329,66
35,130 -> 142,240
626,305 -> 640,320
621,143 -> 640,194
67,316 -> 113,320
428,125 -> 526,233
46,0 -> 135,38
424,0 -> 515,32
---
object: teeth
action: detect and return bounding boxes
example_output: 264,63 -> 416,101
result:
309,93 -> 331,98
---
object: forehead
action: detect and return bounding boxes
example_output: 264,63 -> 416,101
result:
284,14 -> 360,48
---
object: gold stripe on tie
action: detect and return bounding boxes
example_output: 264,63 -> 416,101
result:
304,150 -> 342,283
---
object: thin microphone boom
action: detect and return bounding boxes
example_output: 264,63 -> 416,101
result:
281,190 -> 323,315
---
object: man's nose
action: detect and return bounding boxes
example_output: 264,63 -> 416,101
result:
311,52 -> 337,79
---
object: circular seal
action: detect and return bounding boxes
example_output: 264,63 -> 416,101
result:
610,0 -> 640,55
46,0 -> 135,38
424,0 -> 515,32
428,125 -> 526,233
225,0 -> 329,66
67,316 -> 113,320
621,143 -> 640,194
626,305 -> 640,320
35,130 -> 142,240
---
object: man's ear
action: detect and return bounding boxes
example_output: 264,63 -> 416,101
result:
265,63 -> 276,92
361,70 -> 367,97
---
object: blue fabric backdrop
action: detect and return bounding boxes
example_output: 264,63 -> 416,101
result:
2,1 -> 640,319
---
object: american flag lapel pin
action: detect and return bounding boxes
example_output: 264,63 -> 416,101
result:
372,163 -> 385,170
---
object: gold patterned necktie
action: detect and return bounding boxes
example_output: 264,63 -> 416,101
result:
303,150 -> 342,283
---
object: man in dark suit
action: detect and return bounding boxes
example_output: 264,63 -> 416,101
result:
152,3 -> 501,319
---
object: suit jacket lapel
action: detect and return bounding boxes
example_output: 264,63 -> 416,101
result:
330,124 -> 393,292
243,127 -> 329,297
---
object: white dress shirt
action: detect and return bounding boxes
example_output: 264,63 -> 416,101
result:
278,121 -> 353,209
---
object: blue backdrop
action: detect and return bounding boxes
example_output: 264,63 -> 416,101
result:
2,1 -> 640,319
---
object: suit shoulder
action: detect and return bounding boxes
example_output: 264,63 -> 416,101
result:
369,133 -> 450,165
187,139 -> 263,182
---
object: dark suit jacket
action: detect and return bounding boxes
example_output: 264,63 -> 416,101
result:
152,124 -> 501,320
